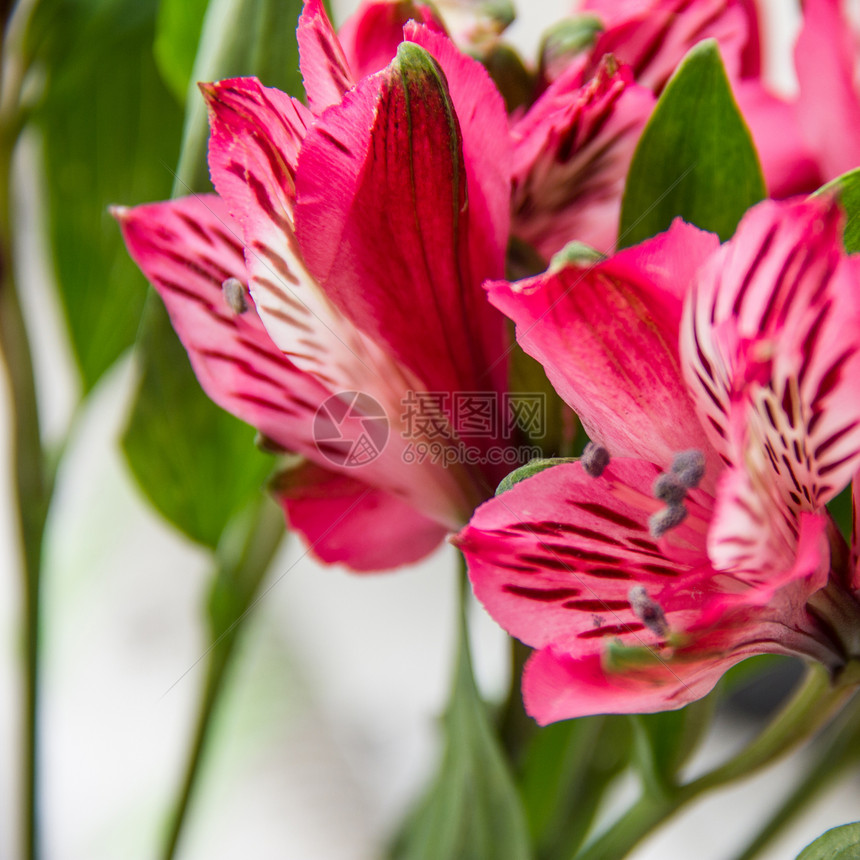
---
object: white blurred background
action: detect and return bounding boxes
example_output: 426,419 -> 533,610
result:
1,1 -> 859,858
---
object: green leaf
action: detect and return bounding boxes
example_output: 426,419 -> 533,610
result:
154,0 -> 210,103
796,822 -> 860,859
619,39 -> 766,247
123,0 -> 304,544
813,167 -> 860,254
630,695 -> 714,795
172,0 -> 305,194
392,611 -> 532,860
122,299 -> 273,548
28,0 -> 185,390
519,716 -> 632,858
496,457 -> 577,495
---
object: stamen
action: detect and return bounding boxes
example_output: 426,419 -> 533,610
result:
671,449 -> 705,488
649,504 -> 687,539
581,442 -> 610,477
653,472 -> 687,505
628,585 -> 668,637
222,277 -> 248,314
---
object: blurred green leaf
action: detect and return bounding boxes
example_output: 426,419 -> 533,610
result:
392,622 -> 532,860
519,716 -> 632,859
27,0 -> 184,391
172,0 -> 305,193
123,0 -> 304,545
154,0 -> 210,103
827,484 -> 853,542
796,822 -> 860,859
813,166 -> 860,254
122,299 -> 273,548
619,39 -> 766,247
630,696 -> 713,795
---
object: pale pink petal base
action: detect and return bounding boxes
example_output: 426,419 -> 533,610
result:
114,195 -> 330,458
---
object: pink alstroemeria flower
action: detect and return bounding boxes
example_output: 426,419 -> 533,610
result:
455,196 -> 860,723
512,0 -> 819,262
116,0 -> 515,571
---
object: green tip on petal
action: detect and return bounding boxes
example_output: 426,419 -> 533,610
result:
540,14 -> 604,74
495,457 -> 575,495
549,241 -> 606,273
395,40 -> 438,73
603,640 -> 666,673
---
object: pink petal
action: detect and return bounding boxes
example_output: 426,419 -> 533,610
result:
337,0 -> 446,81
297,0 -> 356,113
203,78 -> 493,528
204,77 -> 409,398
511,57 -> 655,260
681,197 -> 860,515
487,221 -> 721,471
583,0 -> 750,93
795,0 -> 860,180
523,643 -> 748,723
113,195 -> 329,458
294,39 -> 509,402
852,474 -> 860,590
733,80 -> 822,198
405,23 -> 511,286
457,458 -> 717,653
708,464 -> 830,589
274,461 -> 447,571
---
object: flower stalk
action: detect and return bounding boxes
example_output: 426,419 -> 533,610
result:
162,497 -> 284,860
0,3 -> 52,856
574,662 -> 860,860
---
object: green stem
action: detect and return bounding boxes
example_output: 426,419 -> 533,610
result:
161,499 -> 284,860
1,8 -> 50,856
574,663 -> 859,860
733,690 -> 860,860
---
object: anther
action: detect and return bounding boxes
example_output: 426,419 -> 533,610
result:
653,472 -> 687,505
581,442 -> 610,477
649,504 -> 687,539
628,585 -> 668,637
671,449 -> 705,488
222,277 -> 248,314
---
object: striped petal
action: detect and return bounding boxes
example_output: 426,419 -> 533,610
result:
457,459 -> 718,653
204,77 -> 418,410
297,0 -> 355,113
113,195 -> 328,458
458,457 -> 834,722
511,56 -> 654,260
294,36 -> 510,404
582,0 -> 750,93
682,196 -> 860,573
487,220 -> 720,474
